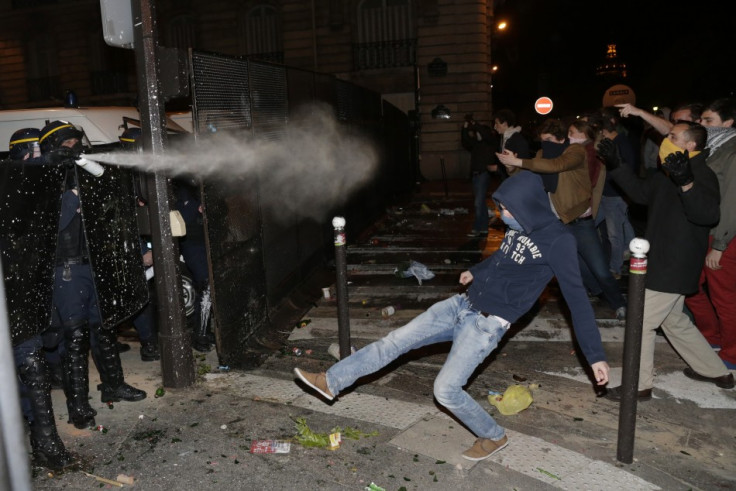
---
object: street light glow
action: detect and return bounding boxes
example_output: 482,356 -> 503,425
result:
497,20 -> 508,31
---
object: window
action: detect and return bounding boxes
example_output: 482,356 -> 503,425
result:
240,4 -> 283,64
354,0 -> 415,70
89,31 -> 130,96
26,33 -> 59,101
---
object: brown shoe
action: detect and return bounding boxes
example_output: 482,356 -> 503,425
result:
683,367 -> 735,389
294,368 -> 334,400
461,435 -> 509,461
603,386 -> 652,401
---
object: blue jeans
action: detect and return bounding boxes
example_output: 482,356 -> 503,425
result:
598,196 -> 635,274
471,171 -> 491,232
326,294 -> 507,440
567,218 -> 626,310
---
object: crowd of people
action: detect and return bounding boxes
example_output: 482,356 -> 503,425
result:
295,98 -> 735,463
1,120 -> 215,471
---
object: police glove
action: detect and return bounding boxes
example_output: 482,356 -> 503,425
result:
596,138 -> 621,171
45,147 -> 78,166
663,150 -> 694,187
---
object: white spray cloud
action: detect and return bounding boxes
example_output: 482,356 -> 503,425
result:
89,103 -> 380,222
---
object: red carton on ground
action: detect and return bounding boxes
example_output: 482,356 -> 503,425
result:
250,440 -> 291,454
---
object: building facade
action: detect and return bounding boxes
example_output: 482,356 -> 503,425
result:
0,0 -> 497,178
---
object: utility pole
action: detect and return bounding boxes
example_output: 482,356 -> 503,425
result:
132,0 -> 195,388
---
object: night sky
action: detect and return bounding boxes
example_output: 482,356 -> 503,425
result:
491,0 -> 736,120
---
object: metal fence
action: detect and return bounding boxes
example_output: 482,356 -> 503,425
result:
188,51 -> 413,367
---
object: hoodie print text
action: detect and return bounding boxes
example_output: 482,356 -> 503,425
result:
500,230 -> 543,264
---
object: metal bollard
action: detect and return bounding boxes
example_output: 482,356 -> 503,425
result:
616,238 -> 650,464
332,217 -> 352,360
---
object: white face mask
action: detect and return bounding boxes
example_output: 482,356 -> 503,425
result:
568,136 -> 586,145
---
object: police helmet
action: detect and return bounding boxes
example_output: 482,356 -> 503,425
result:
39,120 -> 84,153
119,127 -> 142,150
8,128 -> 41,160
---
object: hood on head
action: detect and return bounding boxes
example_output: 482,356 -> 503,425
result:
492,172 -> 558,234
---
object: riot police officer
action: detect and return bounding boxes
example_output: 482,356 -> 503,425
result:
2,128 -> 75,470
39,120 -> 146,430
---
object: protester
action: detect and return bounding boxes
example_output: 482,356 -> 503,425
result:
599,122 -> 733,399
294,171 -> 609,461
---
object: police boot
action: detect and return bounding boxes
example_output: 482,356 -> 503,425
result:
61,321 -> 97,429
19,351 -> 76,470
93,324 -> 146,403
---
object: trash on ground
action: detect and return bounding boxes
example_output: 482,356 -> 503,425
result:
116,474 -> 135,485
512,374 -> 527,382
365,483 -> 386,491
155,387 -> 165,398
322,287 -> 332,299
297,318 -> 312,328
381,306 -> 396,318
488,384 -> 533,415
537,467 -> 561,480
394,260 -> 435,285
250,440 -> 291,454
293,417 -> 378,449
291,347 -> 303,356
328,432 -> 342,451
328,343 -> 356,360
82,471 -> 123,487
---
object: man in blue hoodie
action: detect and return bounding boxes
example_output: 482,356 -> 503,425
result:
294,172 -> 610,461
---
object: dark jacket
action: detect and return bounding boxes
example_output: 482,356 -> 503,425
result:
461,124 -> 497,174
467,172 -> 606,365
610,151 -> 720,294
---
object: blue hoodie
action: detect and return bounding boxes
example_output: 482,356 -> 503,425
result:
467,172 -> 606,365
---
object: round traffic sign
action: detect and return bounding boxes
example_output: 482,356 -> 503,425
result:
534,97 -> 554,115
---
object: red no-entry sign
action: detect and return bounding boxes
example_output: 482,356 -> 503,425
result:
534,97 -> 554,115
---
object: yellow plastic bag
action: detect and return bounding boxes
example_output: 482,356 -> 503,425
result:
488,385 -> 533,415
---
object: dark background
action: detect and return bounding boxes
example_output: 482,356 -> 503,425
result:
491,0 -> 736,120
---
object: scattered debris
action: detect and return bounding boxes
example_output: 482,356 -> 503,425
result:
293,417 -> 377,449
394,260 -> 435,285
155,387 -> 165,398
221,424 -> 228,430
365,483 -> 386,491
381,306 -> 396,318
512,374 -> 527,382
116,474 -> 135,485
250,440 -> 291,454
328,343 -> 356,360
537,467 -> 561,480
488,385 -> 533,415
322,287 -> 332,299
81,471 -> 123,487
297,318 -> 312,328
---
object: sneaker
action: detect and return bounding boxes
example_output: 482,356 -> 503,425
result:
461,435 -> 509,461
615,306 -> 626,321
294,368 -> 334,400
